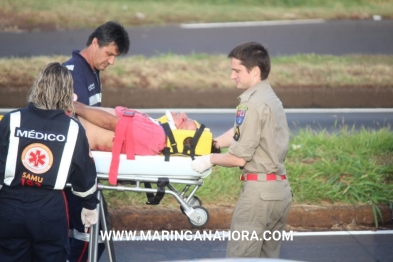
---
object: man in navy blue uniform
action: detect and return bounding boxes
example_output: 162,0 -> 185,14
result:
63,20 -> 130,261
0,63 -> 98,262
63,20 -> 130,106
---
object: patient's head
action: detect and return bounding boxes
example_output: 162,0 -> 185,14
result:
170,112 -> 198,130
158,111 -> 201,130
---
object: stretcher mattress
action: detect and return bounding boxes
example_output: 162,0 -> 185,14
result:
91,151 -> 212,179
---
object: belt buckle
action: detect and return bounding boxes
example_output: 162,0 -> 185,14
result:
123,111 -> 135,117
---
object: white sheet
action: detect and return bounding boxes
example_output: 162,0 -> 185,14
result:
91,151 -> 212,179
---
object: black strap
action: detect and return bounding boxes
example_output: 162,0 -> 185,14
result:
144,178 -> 169,205
162,123 -> 178,154
163,147 -> 171,162
183,124 -> 206,160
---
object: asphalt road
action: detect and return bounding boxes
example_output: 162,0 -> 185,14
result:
1,20 -> 393,58
139,109 -> 393,137
99,231 -> 393,262
1,108 -> 392,137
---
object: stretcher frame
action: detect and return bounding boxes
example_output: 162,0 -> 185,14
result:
83,171 -> 212,262
95,172 -> 210,227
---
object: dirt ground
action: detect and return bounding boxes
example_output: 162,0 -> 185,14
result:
1,86 -> 393,108
108,204 -> 393,231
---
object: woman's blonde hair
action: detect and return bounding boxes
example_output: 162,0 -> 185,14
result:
28,62 -> 74,114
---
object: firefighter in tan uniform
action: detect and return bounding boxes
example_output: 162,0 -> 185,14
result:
192,41 -> 292,258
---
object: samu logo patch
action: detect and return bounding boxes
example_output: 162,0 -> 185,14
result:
21,143 -> 53,174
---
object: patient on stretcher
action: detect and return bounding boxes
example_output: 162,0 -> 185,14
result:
73,102 -> 220,156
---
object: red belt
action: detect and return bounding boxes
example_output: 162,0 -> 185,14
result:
240,173 -> 286,181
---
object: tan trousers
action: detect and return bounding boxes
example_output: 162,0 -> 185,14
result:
226,179 -> 292,258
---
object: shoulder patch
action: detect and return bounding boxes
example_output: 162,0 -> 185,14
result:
65,65 -> 74,71
236,109 -> 246,125
236,104 -> 248,110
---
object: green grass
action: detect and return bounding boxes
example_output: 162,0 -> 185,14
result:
1,54 -> 392,89
1,0 -> 393,31
103,126 -> 393,226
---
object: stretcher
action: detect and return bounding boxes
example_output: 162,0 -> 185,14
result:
92,151 -> 212,228
81,151 -> 213,261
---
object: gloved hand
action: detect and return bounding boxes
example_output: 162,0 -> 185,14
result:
81,207 -> 98,232
192,154 -> 213,173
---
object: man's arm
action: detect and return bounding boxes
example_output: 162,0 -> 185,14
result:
191,151 -> 246,173
211,152 -> 246,167
74,102 -> 118,131
64,118 -> 98,198
214,127 -> 235,149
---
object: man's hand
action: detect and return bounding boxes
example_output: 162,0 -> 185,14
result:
81,207 -> 98,232
192,154 -> 213,173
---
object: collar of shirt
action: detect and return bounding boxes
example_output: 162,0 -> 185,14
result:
165,110 -> 177,130
72,50 -> 100,75
237,80 -> 270,102
28,103 -> 67,119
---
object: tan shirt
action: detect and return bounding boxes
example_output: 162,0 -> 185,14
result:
228,80 -> 289,175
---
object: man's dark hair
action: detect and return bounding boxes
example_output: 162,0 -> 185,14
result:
86,21 -> 130,55
228,41 -> 271,80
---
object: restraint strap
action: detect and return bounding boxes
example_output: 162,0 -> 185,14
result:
109,111 -> 135,185
144,178 -> 169,205
163,147 -> 171,162
161,122 -> 178,162
183,124 -> 206,160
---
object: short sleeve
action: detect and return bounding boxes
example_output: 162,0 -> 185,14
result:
228,104 -> 261,161
70,70 -> 90,105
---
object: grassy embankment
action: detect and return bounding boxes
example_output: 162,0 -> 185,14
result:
102,126 -> 393,227
1,54 -> 392,90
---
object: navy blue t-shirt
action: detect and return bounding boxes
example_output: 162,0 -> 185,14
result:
63,50 -> 102,106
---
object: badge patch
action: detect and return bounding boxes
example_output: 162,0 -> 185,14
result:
234,126 -> 240,141
21,143 -> 53,174
236,109 -> 246,125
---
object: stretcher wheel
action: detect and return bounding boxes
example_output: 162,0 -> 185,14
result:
187,206 -> 209,228
180,196 -> 202,215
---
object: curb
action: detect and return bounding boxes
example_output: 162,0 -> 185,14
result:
108,204 -> 392,231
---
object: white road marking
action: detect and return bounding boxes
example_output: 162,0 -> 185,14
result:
181,19 -> 325,29
109,230 -> 393,241
292,230 -> 393,236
